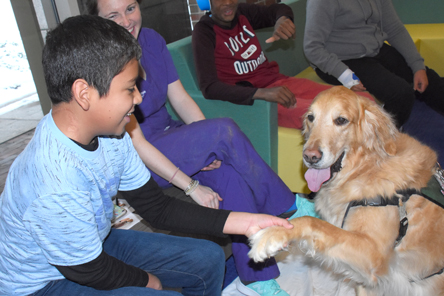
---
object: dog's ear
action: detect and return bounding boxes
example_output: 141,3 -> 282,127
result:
358,97 -> 398,156
301,112 -> 310,138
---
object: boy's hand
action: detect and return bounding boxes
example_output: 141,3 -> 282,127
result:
190,185 -> 223,209
254,86 -> 297,108
223,212 -> 294,238
243,214 -> 294,238
414,69 -> 428,93
146,272 -> 162,290
266,16 -> 295,43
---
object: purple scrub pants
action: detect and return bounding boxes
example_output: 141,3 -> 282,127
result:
145,117 -> 295,282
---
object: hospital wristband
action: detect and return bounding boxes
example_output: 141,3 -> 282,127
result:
338,69 -> 360,89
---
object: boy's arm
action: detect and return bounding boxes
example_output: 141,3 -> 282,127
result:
192,24 -> 295,108
119,177 -> 231,236
120,178 -> 293,237
54,250 -> 149,289
239,3 -> 294,30
192,5 -> 295,107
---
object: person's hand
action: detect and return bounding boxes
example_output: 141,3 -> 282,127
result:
223,212 -> 293,237
266,16 -> 295,43
244,214 -> 293,238
413,69 -> 428,93
254,86 -> 296,108
146,272 -> 162,290
350,81 -> 366,92
201,159 -> 222,171
190,184 -> 223,209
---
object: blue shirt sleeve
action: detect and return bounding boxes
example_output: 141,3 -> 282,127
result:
118,132 -> 151,191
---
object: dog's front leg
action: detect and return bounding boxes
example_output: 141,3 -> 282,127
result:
248,216 -> 324,262
249,216 -> 390,285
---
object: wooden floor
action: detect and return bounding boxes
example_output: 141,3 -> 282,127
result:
0,128 -> 35,193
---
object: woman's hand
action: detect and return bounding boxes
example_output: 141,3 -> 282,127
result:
201,160 -> 222,171
190,185 -> 223,209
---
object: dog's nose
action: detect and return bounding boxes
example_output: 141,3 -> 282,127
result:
303,149 -> 323,165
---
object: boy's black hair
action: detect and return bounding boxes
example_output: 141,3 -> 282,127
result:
80,0 -> 142,16
42,15 -> 142,105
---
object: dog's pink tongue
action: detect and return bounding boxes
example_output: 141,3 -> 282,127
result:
305,168 -> 331,192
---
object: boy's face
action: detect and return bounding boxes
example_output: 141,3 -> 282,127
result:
210,0 -> 238,27
97,0 -> 142,39
90,59 -> 142,136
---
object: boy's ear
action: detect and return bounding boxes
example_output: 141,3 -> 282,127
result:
72,79 -> 93,111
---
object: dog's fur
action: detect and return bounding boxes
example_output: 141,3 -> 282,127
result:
249,86 -> 444,295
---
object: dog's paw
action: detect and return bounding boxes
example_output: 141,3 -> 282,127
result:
248,226 -> 291,262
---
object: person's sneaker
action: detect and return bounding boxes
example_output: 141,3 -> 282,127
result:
235,278 -> 290,296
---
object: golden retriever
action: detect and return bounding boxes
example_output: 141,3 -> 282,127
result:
248,86 -> 444,296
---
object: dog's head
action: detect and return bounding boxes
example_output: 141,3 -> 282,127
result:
302,86 -> 398,192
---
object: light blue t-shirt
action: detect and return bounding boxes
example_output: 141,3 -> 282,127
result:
0,112 -> 150,295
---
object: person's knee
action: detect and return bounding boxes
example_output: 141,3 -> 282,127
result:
216,118 -> 239,133
419,67 -> 444,111
208,118 -> 244,142
200,239 -> 225,263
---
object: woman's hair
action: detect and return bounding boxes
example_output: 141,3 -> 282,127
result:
42,15 -> 142,104
80,0 -> 142,16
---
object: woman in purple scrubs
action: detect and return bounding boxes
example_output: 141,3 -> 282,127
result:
84,0 -> 297,291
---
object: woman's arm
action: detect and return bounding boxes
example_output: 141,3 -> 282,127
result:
126,115 -> 222,208
167,80 -> 205,124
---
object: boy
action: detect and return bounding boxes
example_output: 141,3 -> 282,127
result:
0,15 -> 292,295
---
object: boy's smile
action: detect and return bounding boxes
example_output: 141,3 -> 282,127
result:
90,59 -> 142,137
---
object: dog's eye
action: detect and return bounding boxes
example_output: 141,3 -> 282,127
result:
307,114 -> 314,122
334,117 -> 349,126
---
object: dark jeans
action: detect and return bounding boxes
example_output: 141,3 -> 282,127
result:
316,44 -> 444,127
31,229 -> 225,296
